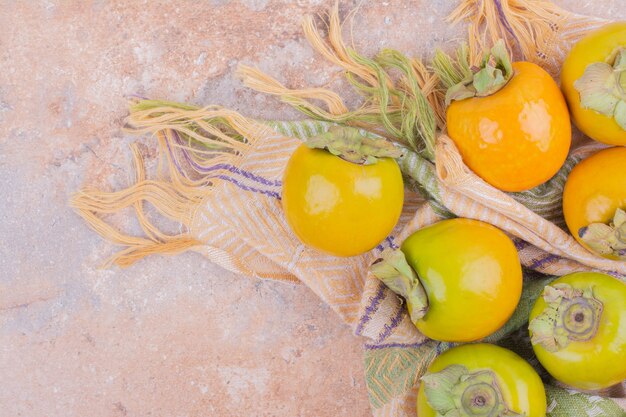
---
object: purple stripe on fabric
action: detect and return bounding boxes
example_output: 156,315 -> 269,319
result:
200,163 -> 283,187
375,235 -> 398,252
172,130 -> 282,187
360,236 -> 401,336
605,270 -> 626,279
164,131 -> 189,179
376,302 -> 406,343
513,239 -> 529,251
528,253 -> 558,270
386,236 -> 399,249
355,283 -> 387,336
364,341 -> 431,351
529,254 -> 624,279
214,175 -> 281,200
435,342 -> 451,355
494,0 -> 522,51
164,133 -> 280,199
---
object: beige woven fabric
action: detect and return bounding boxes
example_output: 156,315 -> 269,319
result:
182,123 -> 625,416
187,129 -> 625,321
191,128 -> 430,325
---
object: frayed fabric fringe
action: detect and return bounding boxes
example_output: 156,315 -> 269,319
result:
70,102 -> 274,267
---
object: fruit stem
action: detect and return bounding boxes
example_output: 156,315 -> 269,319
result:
421,365 -> 522,417
579,207 -> 626,260
370,248 -> 428,323
434,39 -> 514,106
574,47 -> 626,130
529,283 -> 603,352
304,125 -> 403,165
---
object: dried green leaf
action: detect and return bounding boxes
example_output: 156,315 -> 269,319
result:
370,249 -> 429,322
305,126 -> 402,164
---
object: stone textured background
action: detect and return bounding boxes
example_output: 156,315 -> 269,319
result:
0,1 -> 621,416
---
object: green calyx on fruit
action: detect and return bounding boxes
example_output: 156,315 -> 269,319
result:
574,47 -> 626,130
444,39 -> 514,105
421,364 -> 522,417
579,207 -> 626,260
529,283 -> 603,352
304,125 -> 403,165
370,248 -> 428,322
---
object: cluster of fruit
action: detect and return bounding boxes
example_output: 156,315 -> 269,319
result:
281,23 -> 626,416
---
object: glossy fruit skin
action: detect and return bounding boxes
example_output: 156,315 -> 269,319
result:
561,22 -> 626,146
562,147 -> 626,259
401,218 -> 522,342
447,61 -> 571,192
529,272 -> 626,391
282,144 -> 404,257
417,344 -> 547,417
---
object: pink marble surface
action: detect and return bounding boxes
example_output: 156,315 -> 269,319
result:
0,1 -> 621,416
